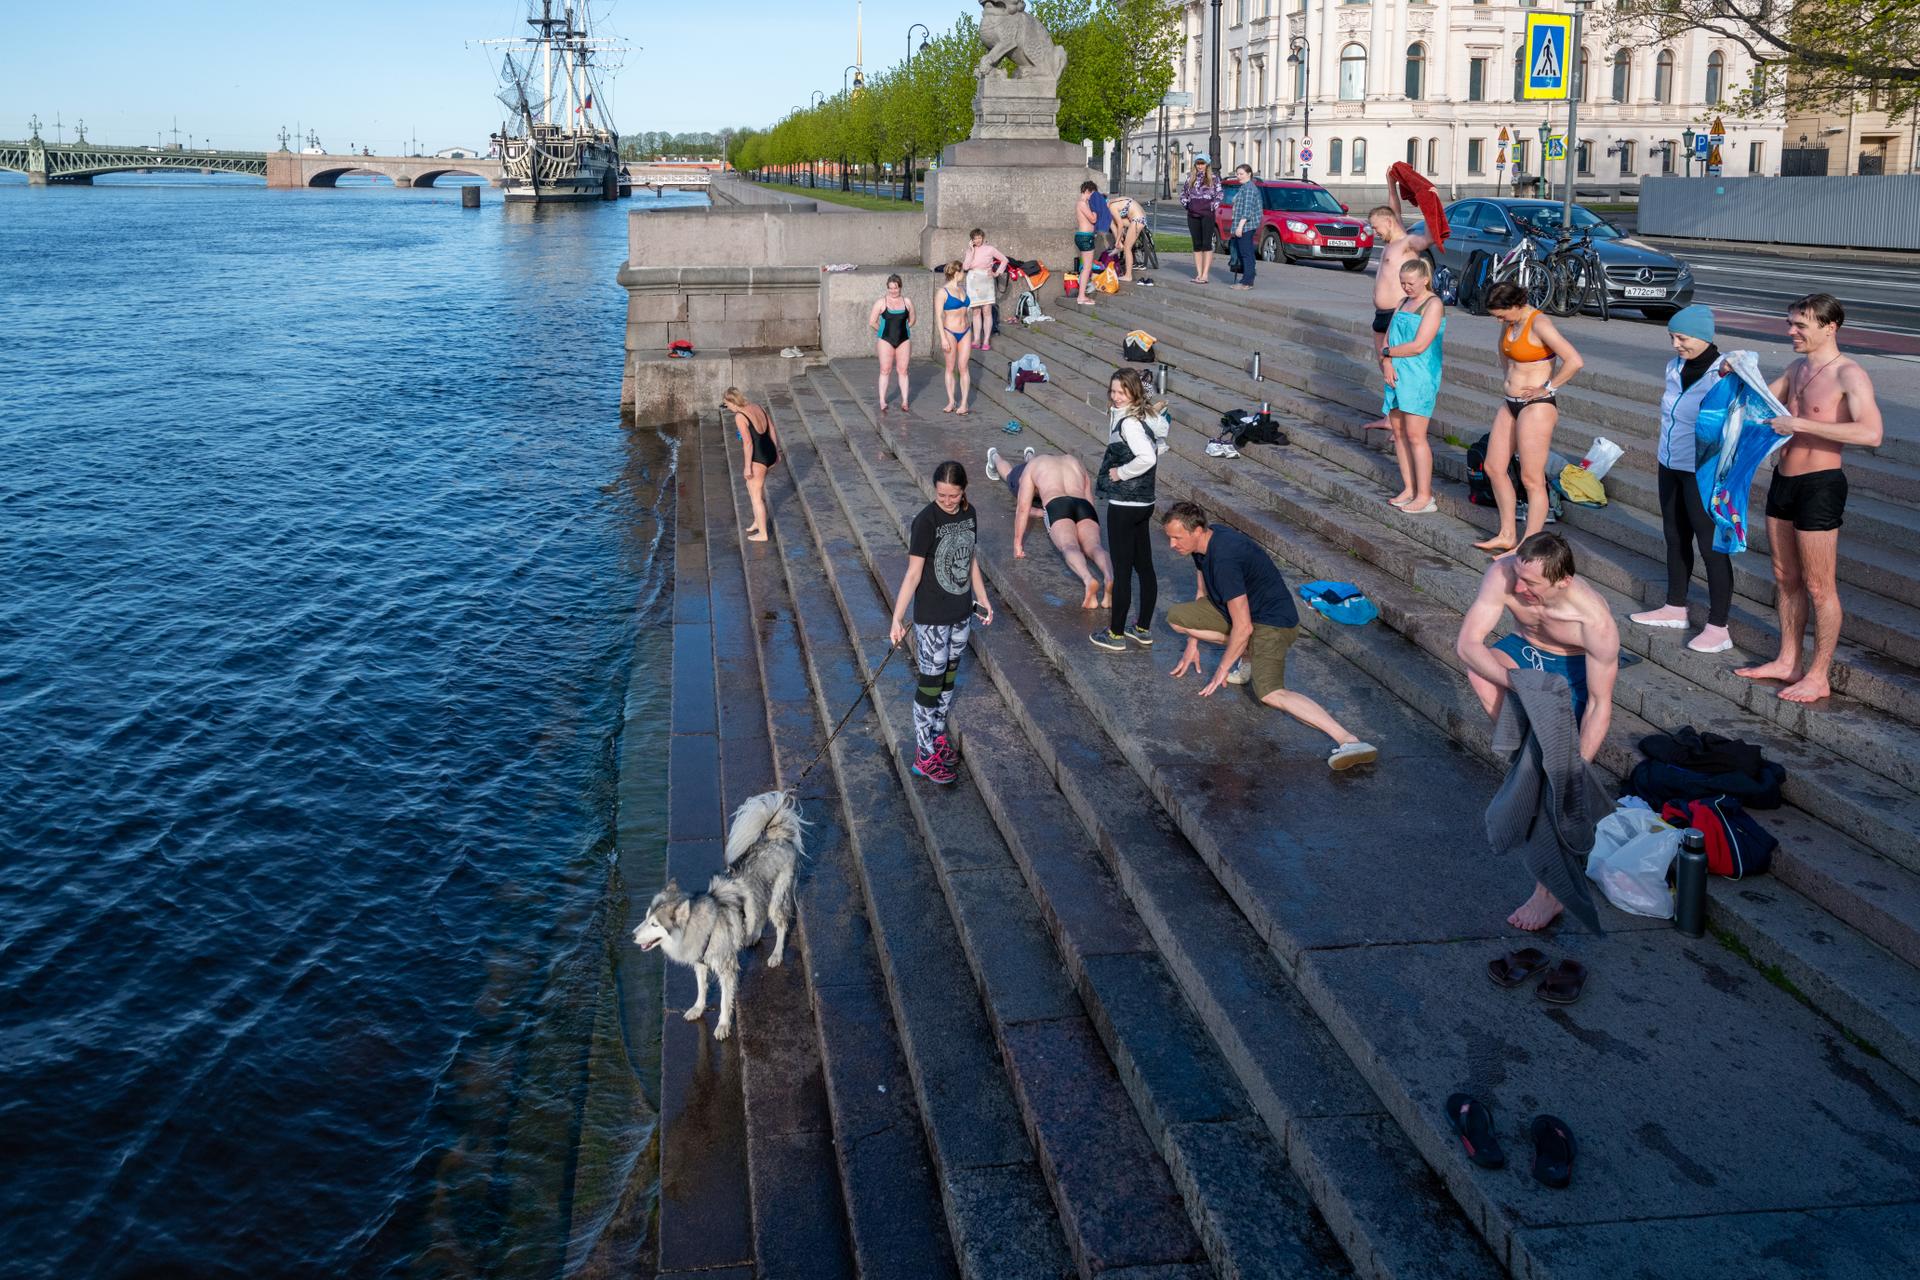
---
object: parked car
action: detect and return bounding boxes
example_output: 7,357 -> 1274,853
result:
1422,198 -> 1694,318
1214,179 -> 1375,270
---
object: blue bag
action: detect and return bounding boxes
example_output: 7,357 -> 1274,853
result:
1298,580 -> 1379,626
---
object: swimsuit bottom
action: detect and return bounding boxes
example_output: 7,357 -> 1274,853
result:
1504,388 -> 1557,418
1043,495 -> 1098,528
1764,467 -> 1847,532
1003,461 -> 1027,498
1074,231 -> 1098,252
1493,633 -> 1590,725
1372,308 -> 1395,335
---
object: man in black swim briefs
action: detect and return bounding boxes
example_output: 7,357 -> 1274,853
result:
1362,200 -> 1433,433
987,445 -> 1113,610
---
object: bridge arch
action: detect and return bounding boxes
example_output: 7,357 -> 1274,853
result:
305,166 -> 399,187
409,168 -> 489,188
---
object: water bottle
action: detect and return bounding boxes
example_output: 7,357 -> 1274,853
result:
1154,362 -> 1170,396
1249,351 -> 1263,382
1674,828 -> 1708,937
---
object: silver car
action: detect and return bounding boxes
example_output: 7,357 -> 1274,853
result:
1424,199 -> 1695,319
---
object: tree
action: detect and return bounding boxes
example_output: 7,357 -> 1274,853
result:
1605,1 -> 1920,117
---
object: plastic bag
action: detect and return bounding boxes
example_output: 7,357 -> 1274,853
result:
1585,805 -> 1683,918
1581,437 -> 1625,481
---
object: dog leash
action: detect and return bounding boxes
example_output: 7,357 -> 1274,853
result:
790,641 -> 901,785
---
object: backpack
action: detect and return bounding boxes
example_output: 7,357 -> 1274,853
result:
1123,330 -> 1157,363
1220,408 -> 1286,448
1660,797 -> 1776,879
1143,407 -> 1172,453
1014,288 -> 1049,325
1458,250 -> 1493,315
1465,434 -> 1499,507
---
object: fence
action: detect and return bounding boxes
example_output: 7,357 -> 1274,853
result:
1638,175 -> 1920,250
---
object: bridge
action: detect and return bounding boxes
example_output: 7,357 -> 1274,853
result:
0,136 -> 717,191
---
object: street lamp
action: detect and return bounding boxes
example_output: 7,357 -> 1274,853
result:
1682,126 -> 1697,177
844,64 -> 863,94
1287,37 -> 1311,181
907,23 -> 929,62
1207,0 -> 1223,168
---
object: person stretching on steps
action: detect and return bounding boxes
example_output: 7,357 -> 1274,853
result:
1162,502 -> 1379,771
937,261 -> 974,415
722,387 -> 779,543
986,445 -> 1113,611
889,460 -> 993,785
962,229 -> 1008,351
1735,292 -> 1884,704
1473,281 -> 1584,553
867,273 -> 916,416
1092,368 -> 1163,650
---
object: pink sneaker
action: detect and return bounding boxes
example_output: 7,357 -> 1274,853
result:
911,749 -> 957,785
934,734 -> 959,766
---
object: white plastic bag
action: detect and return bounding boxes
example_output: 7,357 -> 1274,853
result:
1581,436 -> 1625,481
1585,805 -> 1682,918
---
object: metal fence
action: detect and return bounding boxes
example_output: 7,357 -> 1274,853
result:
1638,175 -> 1920,250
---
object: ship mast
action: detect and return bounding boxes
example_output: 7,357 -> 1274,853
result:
529,0 -> 560,126
563,4 -> 579,125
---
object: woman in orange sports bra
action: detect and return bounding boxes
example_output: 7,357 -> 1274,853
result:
1475,281 -> 1585,554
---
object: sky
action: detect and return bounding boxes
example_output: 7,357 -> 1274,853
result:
0,0 -> 939,153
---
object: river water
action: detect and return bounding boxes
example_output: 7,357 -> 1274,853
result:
0,173 -> 693,1277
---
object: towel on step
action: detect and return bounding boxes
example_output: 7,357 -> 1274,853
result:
1486,669 -> 1610,933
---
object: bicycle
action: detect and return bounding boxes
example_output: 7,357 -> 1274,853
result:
1541,225 -> 1610,321
1133,221 -> 1160,270
1486,230 -> 1550,311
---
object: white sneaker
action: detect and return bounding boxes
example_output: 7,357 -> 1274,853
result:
1225,659 -> 1252,685
986,445 -> 1001,474
1023,446 -> 1036,461
1328,741 -> 1379,771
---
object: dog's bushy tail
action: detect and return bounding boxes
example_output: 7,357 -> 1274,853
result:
724,790 -> 807,865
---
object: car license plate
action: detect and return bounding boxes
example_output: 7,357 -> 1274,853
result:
1623,286 -> 1667,298
1325,238 -> 1356,248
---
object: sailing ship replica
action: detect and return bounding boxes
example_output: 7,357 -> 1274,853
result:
490,1 -> 623,202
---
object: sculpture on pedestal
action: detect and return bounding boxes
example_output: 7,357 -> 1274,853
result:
971,1 -> 1069,140
977,1 -> 1068,85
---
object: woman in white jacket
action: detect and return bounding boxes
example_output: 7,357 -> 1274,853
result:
1091,367 -> 1166,651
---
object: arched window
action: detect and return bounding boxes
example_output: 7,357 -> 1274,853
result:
1407,137 -> 1420,167
1611,50 -> 1631,102
1351,137 -> 1368,174
1340,44 -> 1367,101
1655,49 -> 1674,103
1427,137 -> 1438,173
1577,47 -> 1590,102
1705,51 -> 1724,105
1405,43 -> 1426,100
1514,46 -> 1525,101
1329,137 -> 1344,174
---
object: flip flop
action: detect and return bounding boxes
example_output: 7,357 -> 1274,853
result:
1003,419 -> 1024,434
1486,947 -> 1551,989
1530,1114 -> 1575,1189
1444,1093 -> 1507,1170
1535,958 -> 1588,1005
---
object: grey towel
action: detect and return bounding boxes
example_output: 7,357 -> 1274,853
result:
1486,669 -> 1610,933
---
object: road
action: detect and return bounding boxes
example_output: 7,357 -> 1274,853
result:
1677,247 -> 1920,351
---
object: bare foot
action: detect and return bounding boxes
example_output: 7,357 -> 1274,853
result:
1360,417 -> 1390,433
878,403 -> 888,415
1474,536 -> 1518,554
1508,883 -> 1563,932
747,532 -> 769,543
1736,659 -> 1800,683
1100,586 -> 1113,609
1779,674 -> 1832,704
956,406 -> 971,416
941,403 -> 955,414
900,402 -> 910,415
1080,582 -> 1099,609
1388,491 -> 1415,507
744,526 -> 763,539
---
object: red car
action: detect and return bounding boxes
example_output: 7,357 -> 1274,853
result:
1215,179 -> 1374,270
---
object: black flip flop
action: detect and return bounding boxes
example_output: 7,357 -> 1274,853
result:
1486,947 -> 1551,989
1530,1114 -> 1575,1189
1536,959 -> 1589,1005
1444,1093 -> 1507,1170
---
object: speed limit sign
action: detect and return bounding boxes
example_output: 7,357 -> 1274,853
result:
1300,139 -> 1314,164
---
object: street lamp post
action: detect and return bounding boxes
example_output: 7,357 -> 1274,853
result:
1682,126 -> 1697,178
1538,119 -> 1551,195
1208,0 -> 1223,168
1561,0 -> 1591,229
842,65 -> 862,191
1287,37 -> 1311,182
904,24 -> 930,202
809,90 -> 826,187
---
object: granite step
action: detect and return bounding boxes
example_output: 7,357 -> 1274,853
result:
783,376 -> 1303,1279
923,357 -> 1920,1090
719,395 -> 960,1280
1007,304 -> 1920,723
809,358 -> 1920,1279
802,366 -> 1504,1280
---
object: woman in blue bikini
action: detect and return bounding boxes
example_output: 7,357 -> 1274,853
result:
867,273 -> 916,415
938,260 -> 973,415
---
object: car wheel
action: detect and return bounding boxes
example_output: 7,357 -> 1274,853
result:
1261,230 -> 1281,262
1341,256 -> 1369,272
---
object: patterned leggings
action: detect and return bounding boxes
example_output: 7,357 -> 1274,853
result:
911,622 -> 970,756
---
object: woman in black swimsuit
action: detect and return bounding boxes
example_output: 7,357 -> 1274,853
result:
867,273 -> 916,415
722,387 -> 779,542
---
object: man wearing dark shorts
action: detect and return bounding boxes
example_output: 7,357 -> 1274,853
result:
987,445 -> 1112,609
1363,200 -> 1432,433
1161,501 -> 1377,770
1075,181 -> 1101,306
1736,293 -> 1885,704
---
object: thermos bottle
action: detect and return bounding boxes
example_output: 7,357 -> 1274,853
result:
1154,362 -> 1170,396
1249,351 -> 1263,382
1675,828 -> 1708,937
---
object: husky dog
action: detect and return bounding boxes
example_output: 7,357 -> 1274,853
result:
632,790 -> 803,1040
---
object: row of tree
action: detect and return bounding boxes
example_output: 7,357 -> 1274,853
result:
619,131 -> 739,161
723,1 -> 1182,198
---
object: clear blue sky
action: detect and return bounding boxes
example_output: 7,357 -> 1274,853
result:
0,0 -> 941,152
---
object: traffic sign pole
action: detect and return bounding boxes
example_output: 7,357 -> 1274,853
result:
1561,0 -> 1588,229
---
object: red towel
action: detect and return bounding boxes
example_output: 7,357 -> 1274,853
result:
1386,162 -> 1449,251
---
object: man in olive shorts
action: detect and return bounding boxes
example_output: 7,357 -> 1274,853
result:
1162,502 -> 1378,770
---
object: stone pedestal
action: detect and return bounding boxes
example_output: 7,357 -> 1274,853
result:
921,138 -> 1100,269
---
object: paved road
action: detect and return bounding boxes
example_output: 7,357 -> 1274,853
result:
1679,247 -> 1920,347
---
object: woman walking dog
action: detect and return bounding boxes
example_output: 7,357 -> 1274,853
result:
890,461 -> 993,785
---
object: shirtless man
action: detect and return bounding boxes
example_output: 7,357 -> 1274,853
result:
1361,197 -> 1434,434
1735,293 -> 1884,704
986,444 -> 1114,609
1074,180 -> 1101,306
1455,531 -> 1621,931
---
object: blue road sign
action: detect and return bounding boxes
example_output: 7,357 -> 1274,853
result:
1523,15 -> 1573,101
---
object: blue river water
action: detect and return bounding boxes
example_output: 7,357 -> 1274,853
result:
0,173 -> 694,1277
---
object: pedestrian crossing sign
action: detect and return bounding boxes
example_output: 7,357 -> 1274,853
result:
1523,14 -> 1573,100
1546,135 -> 1566,161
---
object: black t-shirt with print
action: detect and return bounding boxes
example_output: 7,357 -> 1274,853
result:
908,502 -> 977,626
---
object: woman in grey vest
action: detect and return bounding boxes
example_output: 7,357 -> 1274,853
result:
1629,305 -> 1734,653
1091,368 -> 1164,651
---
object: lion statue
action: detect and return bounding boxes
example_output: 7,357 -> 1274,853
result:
977,0 -> 1067,83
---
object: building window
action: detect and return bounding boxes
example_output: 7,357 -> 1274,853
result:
1469,57 -> 1487,103
1748,140 -> 1764,173
1405,43 -> 1426,100
1340,44 -> 1367,101
1467,138 -> 1484,174
1236,0 -> 1248,23
1612,51 -> 1630,103
1706,51 -> 1724,105
1577,47 -> 1590,102
1577,140 -> 1592,175
1619,140 -> 1635,175
1514,47 -> 1525,101
1254,139 -> 1264,173
1660,140 -> 1675,174
1407,138 -> 1420,168
1329,138 -> 1344,174
1428,137 -> 1438,173
1351,137 -> 1367,174
1654,50 -> 1674,103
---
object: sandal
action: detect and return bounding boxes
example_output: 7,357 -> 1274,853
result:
1535,958 -> 1588,1005
1530,1114 -> 1575,1189
1444,1093 -> 1507,1170
1486,947 -> 1550,989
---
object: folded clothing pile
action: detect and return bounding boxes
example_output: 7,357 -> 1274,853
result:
1297,580 -> 1379,625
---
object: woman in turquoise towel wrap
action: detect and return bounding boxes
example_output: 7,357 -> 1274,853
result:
1379,257 -> 1447,514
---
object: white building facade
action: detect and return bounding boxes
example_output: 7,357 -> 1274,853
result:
1129,1 -> 1785,199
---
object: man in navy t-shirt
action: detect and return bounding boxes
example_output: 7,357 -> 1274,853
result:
1163,501 -> 1378,770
